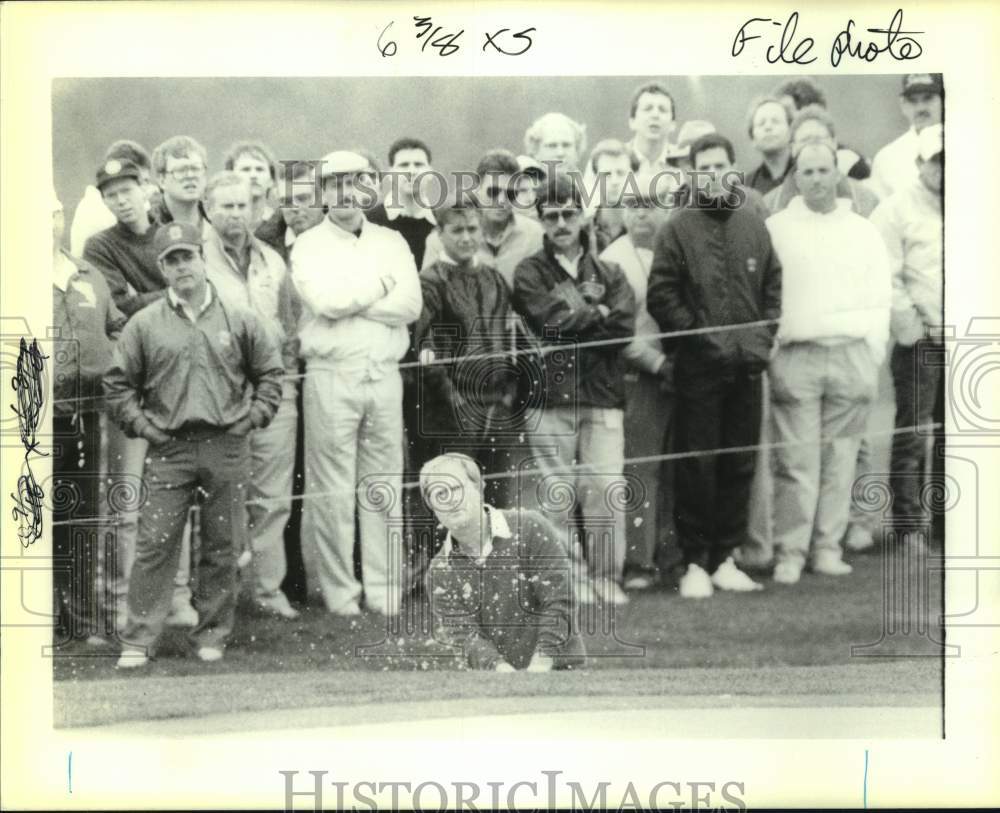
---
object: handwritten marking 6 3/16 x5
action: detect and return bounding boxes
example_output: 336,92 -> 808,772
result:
10,338 -> 48,546
378,18 -> 535,58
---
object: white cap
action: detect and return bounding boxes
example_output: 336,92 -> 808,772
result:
918,123 -> 943,161
320,150 -> 370,178
668,120 -> 717,159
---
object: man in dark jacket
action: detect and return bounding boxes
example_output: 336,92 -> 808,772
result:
647,133 -> 781,599
512,172 -> 636,606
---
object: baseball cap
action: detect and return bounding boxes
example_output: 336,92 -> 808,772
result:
901,73 -> 943,98
320,150 -> 370,179
918,123 -> 944,161
154,222 -> 202,260
96,158 -> 142,191
668,120 -> 717,160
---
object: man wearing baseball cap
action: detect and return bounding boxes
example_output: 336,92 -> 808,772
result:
291,150 -> 421,617
104,222 -> 284,668
869,74 -> 943,200
871,123 -> 944,541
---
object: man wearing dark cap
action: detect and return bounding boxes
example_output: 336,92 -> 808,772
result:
104,222 -> 284,668
870,74 -> 943,200
83,158 -> 198,634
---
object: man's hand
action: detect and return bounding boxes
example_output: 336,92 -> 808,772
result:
596,304 -> 611,318
143,426 -> 172,446
227,417 -> 254,437
495,661 -> 517,673
526,654 -> 553,673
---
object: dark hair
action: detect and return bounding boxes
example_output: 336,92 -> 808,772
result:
223,140 -> 277,181
774,79 -> 827,111
388,137 -> 432,167
476,148 -> 521,178
689,133 -> 736,167
434,197 -> 480,229
535,171 -> 583,213
104,140 -> 151,171
629,82 -> 676,120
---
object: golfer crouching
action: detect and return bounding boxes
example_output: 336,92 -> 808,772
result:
421,453 -> 586,672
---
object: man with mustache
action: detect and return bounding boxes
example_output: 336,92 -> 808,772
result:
869,74 -> 943,201
203,171 -> 301,620
511,172 -> 636,606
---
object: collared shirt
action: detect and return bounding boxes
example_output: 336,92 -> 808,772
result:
554,249 -> 582,280
443,504 -> 512,564
746,158 -> 792,196
167,284 -> 213,323
423,212 -> 543,289
103,287 -> 284,437
290,216 -> 422,373
626,138 -> 672,175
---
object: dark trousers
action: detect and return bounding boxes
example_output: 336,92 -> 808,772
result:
52,411 -> 103,642
672,361 -> 762,571
122,430 -> 249,653
890,340 -> 943,523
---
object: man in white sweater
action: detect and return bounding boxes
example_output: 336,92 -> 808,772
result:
291,151 -> 422,616
765,143 -> 891,584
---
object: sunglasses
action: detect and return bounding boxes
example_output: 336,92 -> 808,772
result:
540,207 -> 582,224
484,185 -> 519,202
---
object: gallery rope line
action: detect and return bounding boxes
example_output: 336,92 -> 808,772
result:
245,421 -> 943,508
51,318 -> 780,406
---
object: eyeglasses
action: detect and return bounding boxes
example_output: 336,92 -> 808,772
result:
540,208 -> 581,224
484,185 -> 519,203
166,164 -> 206,181
622,197 -> 655,210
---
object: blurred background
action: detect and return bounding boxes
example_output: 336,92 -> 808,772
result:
52,74 -> 907,212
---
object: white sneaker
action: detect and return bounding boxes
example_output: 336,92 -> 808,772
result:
574,573 -> 596,605
844,525 -> 875,552
256,593 -> 301,620
711,557 -> 763,592
196,646 -> 224,662
623,574 -> 654,590
595,578 -> 629,606
679,564 -> 714,599
329,602 -> 362,617
812,552 -> 853,576
116,647 -> 149,669
165,602 -> 199,628
773,560 -> 803,585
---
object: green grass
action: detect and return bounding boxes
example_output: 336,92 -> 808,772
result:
53,547 -> 945,728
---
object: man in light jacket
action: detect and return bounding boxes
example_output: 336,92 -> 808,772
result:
291,150 -> 422,617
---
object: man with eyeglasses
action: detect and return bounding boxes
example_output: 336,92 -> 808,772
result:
151,135 -> 211,231
512,172 -> 636,606
422,149 -> 542,288
599,179 -> 675,590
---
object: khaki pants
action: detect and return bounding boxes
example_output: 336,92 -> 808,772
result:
770,340 -> 878,567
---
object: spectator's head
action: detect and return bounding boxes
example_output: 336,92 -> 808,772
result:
900,73 -> 943,133
96,158 -> 148,229
280,161 -> 325,236
475,149 -> 521,227
794,141 -> 840,213
154,222 -> 206,298
790,104 -> 838,159
205,171 -> 252,244
349,147 -> 383,208
420,453 -> 485,535
152,136 -> 208,205
433,196 -> 481,264
224,140 -> 277,202
524,112 -> 587,169
668,120 -> 717,175
536,171 -> 584,252
514,155 -> 546,216
104,140 -> 157,200
387,137 -> 432,202
319,150 -> 378,229
774,78 -> 827,112
747,95 -> 793,157
622,173 -> 668,248
628,81 -> 676,144
916,123 -> 943,195
690,133 -> 736,199
588,139 -> 639,203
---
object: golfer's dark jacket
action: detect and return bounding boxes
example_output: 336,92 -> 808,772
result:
647,197 -> 781,373
426,508 -> 586,670
511,235 -> 636,410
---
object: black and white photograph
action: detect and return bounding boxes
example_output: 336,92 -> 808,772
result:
2,2 -> 998,810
